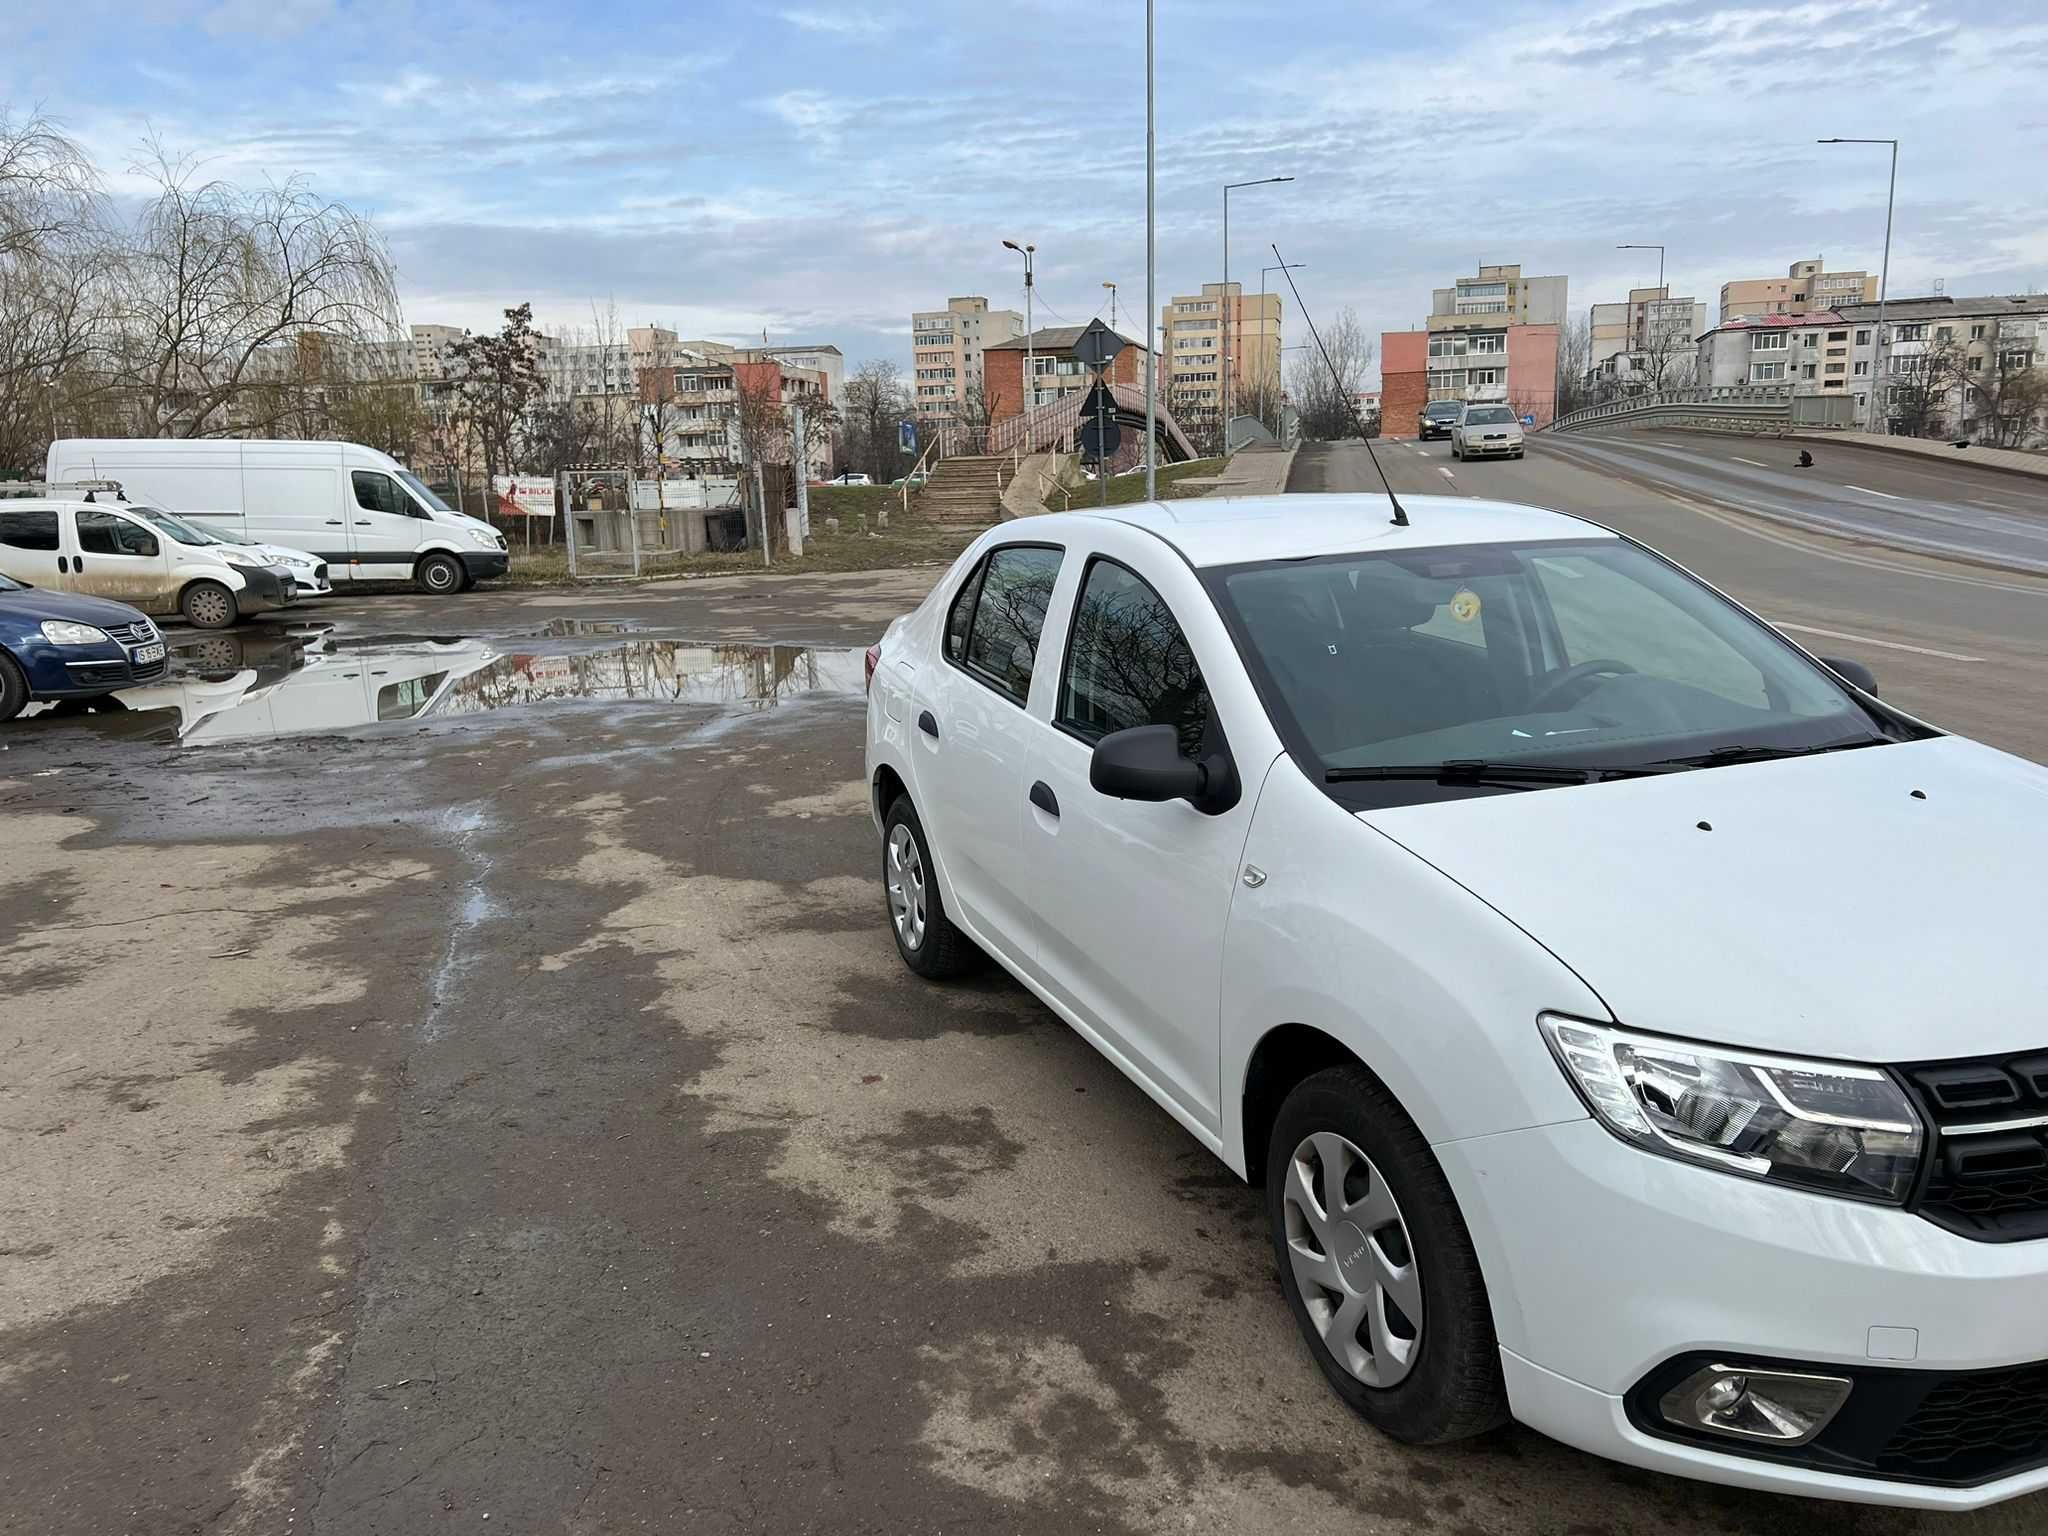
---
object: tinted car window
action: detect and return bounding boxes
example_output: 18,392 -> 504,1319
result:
1059,558 -> 1211,757
76,510 -> 160,558
944,558 -> 985,662
352,470 -> 409,517
0,509 -> 60,551
961,546 -> 1061,701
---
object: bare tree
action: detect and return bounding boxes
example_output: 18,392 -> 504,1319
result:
448,304 -> 545,482
1284,307 -> 1374,441
102,145 -> 404,438
0,109 -> 99,265
1885,337 -> 1969,439
1971,356 -> 2048,449
837,359 -> 913,481
1552,312 -> 1596,419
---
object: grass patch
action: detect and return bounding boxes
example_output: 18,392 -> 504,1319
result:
1075,457 -> 1226,508
502,505 -> 975,587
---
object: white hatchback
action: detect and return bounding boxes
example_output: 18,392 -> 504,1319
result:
864,494 -> 2048,1511
1450,403 -> 1524,460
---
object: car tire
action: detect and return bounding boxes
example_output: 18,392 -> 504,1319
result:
881,794 -> 977,980
180,580 -> 239,631
1266,1064 -> 1508,1445
0,649 -> 28,722
415,552 -> 464,596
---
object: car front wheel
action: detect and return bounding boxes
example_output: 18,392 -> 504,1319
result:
0,650 -> 28,722
415,552 -> 464,595
1267,1064 -> 1508,1444
180,579 -> 239,630
881,795 -> 976,979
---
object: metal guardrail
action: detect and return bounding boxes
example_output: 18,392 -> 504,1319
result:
1546,386 -> 1857,435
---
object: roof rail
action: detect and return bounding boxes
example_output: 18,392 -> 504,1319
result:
0,479 -> 127,500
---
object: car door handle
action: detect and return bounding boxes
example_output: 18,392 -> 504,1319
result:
56,556 -> 68,573
325,519 -> 344,525
354,519 -> 372,526
1029,781 -> 1059,818
918,710 -> 939,739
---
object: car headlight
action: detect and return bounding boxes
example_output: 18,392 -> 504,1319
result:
1539,1015 -> 1922,1203
465,528 -> 498,548
41,620 -> 110,646
219,548 -> 265,568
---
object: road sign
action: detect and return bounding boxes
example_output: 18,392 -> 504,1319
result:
898,420 -> 917,454
1522,414 -> 1536,426
1071,319 -> 1128,370
1078,379 -> 1117,423
1079,415 -> 1122,461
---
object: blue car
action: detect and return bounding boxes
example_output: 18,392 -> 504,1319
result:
0,573 -> 169,722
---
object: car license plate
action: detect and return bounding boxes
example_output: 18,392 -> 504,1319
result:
135,642 -> 165,663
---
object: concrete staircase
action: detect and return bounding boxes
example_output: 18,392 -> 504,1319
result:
913,454 -> 1008,526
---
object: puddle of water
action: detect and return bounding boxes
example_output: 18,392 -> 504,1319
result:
11,638 -> 866,747
533,618 -> 647,637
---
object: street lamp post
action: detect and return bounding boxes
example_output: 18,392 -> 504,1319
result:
1259,262 -> 1305,430
1617,243 -> 1667,388
1003,239 -> 1036,416
1222,175 -> 1293,454
1102,280 -> 1118,332
1144,0 -> 1156,499
1819,137 -> 1898,434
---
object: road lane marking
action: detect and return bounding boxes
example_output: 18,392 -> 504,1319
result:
1438,467 -> 1456,480
1843,484 -> 1903,500
1731,456 -> 1768,467
1773,621 -> 1983,662
1659,440 -> 1684,448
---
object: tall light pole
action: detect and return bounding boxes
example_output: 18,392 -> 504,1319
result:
1617,244 -> 1667,385
1222,175 -> 1293,453
1819,137 -> 1898,434
1616,242 -> 1665,295
1260,263 -> 1305,430
1102,280 -> 1118,332
1003,239 -> 1036,415
1144,0 -> 1156,499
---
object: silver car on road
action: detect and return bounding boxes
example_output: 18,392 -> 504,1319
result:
1451,404 -> 1525,460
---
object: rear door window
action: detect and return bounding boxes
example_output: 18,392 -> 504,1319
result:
955,545 -> 1062,703
75,510 -> 160,558
1058,558 -> 1212,757
0,510 -> 59,550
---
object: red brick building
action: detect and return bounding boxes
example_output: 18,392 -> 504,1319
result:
1379,324 -> 1559,437
984,326 -> 1153,424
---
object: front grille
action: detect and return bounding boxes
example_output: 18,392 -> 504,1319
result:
1899,1052 -> 2048,1242
1876,1361 -> 2048,1483
105,620 -> 156,645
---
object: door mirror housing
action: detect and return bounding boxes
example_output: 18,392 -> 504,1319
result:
1819,655 -> 1878,695
1089,724 -> 1239,815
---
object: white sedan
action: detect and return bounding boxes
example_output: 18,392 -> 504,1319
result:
864,494 -> 2048,1511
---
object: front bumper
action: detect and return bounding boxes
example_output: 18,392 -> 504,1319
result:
233,565 -> 297,614
1439,1118 -> 2048,1507
21,640 -> 168,698
461,550 -> 510,583
1461,438 -> 1522,456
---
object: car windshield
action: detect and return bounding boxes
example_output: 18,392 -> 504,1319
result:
396,470 -> 453,514
1213,538 -> 1903,791
127,505 -> 222,545
0,572 -> 23,592
1426,404 -> 1462,417
1463,406 -> 1515,425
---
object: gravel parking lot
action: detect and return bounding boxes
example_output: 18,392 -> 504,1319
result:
3,565 -> 2044,1534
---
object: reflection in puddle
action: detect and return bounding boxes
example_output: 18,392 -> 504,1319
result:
16,636 -> 866,745
534,618 -> 647,637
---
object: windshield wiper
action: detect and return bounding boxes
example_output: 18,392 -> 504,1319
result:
1325,759 -> 1664,789
1650,739 -> 1889,770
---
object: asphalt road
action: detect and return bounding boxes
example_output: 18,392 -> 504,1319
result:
1291,433 -> 2048,764
4,450 -> 2047,1535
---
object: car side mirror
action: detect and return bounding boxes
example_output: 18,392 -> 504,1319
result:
1089,724 -> 1239,815
1819,655 -> 1878,695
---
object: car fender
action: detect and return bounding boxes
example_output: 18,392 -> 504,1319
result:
1220,755 -> 1602,1175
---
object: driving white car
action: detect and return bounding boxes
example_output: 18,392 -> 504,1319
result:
864,494 -> 2048,1511
1450,403 -> 1524,460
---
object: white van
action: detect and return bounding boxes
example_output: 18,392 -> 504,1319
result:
0,495 -> 296,629
45,439 -> 508,596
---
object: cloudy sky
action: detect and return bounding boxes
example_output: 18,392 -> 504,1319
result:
8,0 -> 2045,382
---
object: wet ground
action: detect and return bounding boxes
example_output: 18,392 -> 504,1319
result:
4,562 -> 2045,1534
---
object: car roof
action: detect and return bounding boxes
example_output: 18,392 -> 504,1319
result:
1027,494 -> 1614,569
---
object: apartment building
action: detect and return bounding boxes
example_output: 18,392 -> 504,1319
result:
1427,263 -> 1568,333
410,324 -> 466,382
1381,323 -> 1561,435
1159,281 -> 1282,423
1719,258 -> 1879,324
910,296 -> 1024,422
1589,287 -> 1710,386
747,344 -> 843,406
651,354 -> 836,476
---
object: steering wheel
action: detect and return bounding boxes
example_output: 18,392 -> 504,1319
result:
1529,658 -> 1637,713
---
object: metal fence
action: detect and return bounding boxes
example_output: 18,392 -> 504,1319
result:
1547,386 -> 1858,435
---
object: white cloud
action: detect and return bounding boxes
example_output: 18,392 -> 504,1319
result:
778,8 -> 894,37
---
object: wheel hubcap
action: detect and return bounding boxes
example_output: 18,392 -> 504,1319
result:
1283,1131 -> 1423,1389
427,562 -> 456,591
192,590 -> 228,626
885,823 -> 927,951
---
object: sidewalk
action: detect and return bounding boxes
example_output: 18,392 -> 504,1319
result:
1182,441 -> 1299,498
1785,430 -> 2048,482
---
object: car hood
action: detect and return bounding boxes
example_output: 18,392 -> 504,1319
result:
0,585 -> 152,629
1361,736 -> 2048,1063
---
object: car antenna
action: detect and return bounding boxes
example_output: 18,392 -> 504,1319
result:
1271,244 -> 1409,527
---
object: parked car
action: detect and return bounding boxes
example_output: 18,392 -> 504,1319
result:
109,500 -> 331,598
0,571 -> 166,722
828,472 -> 874,487
1450,403 -> 1525,460
0,495 -> 295,629
864,495 -> 2048,1511
1417,401 -> 1464,440
45,438 -> 508,595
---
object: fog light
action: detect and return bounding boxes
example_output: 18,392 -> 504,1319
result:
1659,1364 -> 1852,1447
